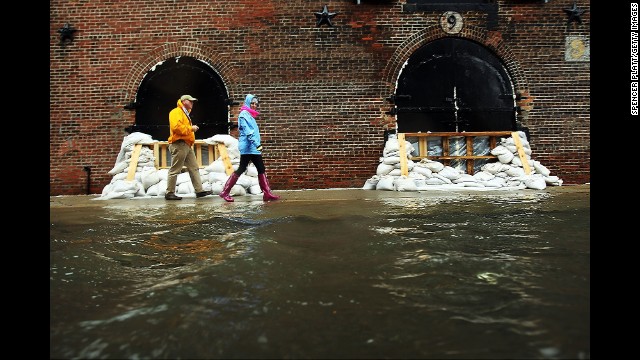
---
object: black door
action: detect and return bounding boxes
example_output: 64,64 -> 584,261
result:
395,38 -> 516,132
130,56 -> 229,141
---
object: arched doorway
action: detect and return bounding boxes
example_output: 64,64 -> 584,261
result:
394,38 -> 516,133
128,56 -> 230,140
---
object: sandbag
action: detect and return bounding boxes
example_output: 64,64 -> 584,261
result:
376,176 -> 395,191
395,176 -> 418,192
362,176 -> 379,190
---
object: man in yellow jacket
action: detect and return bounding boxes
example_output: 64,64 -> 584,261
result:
165,95 -> 212,200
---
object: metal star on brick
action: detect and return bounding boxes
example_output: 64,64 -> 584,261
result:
563,2 -> 586,24
58,23 -> 77,44
315,5 -> 338,27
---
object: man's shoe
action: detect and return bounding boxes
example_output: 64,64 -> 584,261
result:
196,190 -> 213,198
165,192 -> 182,200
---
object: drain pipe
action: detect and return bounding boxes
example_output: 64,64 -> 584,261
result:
83,166 -> 92,195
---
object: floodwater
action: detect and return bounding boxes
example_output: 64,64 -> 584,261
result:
50,186 -> 590,359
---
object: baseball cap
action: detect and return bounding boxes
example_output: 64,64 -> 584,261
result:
180,95 -> 197,101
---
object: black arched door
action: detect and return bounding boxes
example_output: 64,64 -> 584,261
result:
129,57 -> 230,140
395,38 -> 516,132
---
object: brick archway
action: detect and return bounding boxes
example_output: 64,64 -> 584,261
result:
380,25 -> 532,130
119,42 -> 244,134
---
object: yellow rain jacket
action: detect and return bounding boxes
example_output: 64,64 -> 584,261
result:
168,99 -> 195,146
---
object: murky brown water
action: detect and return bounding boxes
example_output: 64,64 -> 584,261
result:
50,186 -> 590,359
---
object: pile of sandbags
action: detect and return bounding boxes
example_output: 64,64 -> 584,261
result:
362,132 -> 562,191
96,132 -> 262,200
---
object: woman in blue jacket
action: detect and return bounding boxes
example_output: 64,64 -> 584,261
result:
219,94 -> 280,202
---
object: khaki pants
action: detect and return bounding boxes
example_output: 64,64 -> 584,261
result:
166,140 -> 204,194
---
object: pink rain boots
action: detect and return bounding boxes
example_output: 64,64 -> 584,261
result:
220,172 -> 280,202
258,173 -> 280,201
219,173 -> 240,202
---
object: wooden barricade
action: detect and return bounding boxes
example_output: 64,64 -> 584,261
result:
215,143 -> 234,175
398,131 -> 525,175
126,144 -> 143,181
125,140 -> 233,180
511,131 -> 531,175
397,133 -> 409,176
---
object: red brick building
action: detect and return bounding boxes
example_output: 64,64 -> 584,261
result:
50,0 -> 590,195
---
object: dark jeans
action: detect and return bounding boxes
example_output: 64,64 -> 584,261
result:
234,154 -> 266,175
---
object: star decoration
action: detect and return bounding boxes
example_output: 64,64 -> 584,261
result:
563,2 -> 586,25
315,5 -> 338,27
58,23 -> 77,44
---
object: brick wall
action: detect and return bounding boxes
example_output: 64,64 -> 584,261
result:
50,0 -> 590,195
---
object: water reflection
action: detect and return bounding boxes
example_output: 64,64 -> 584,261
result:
51,188 -> 589,359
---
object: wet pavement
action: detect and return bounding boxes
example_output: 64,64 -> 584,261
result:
50,185 -> 590,359
50,185 -> 590,214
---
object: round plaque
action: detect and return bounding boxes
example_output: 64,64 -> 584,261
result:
440,11 -> 463,34
567,38 -> 586,60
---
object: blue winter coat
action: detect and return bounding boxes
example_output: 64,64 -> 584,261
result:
238,94 -> 262,155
